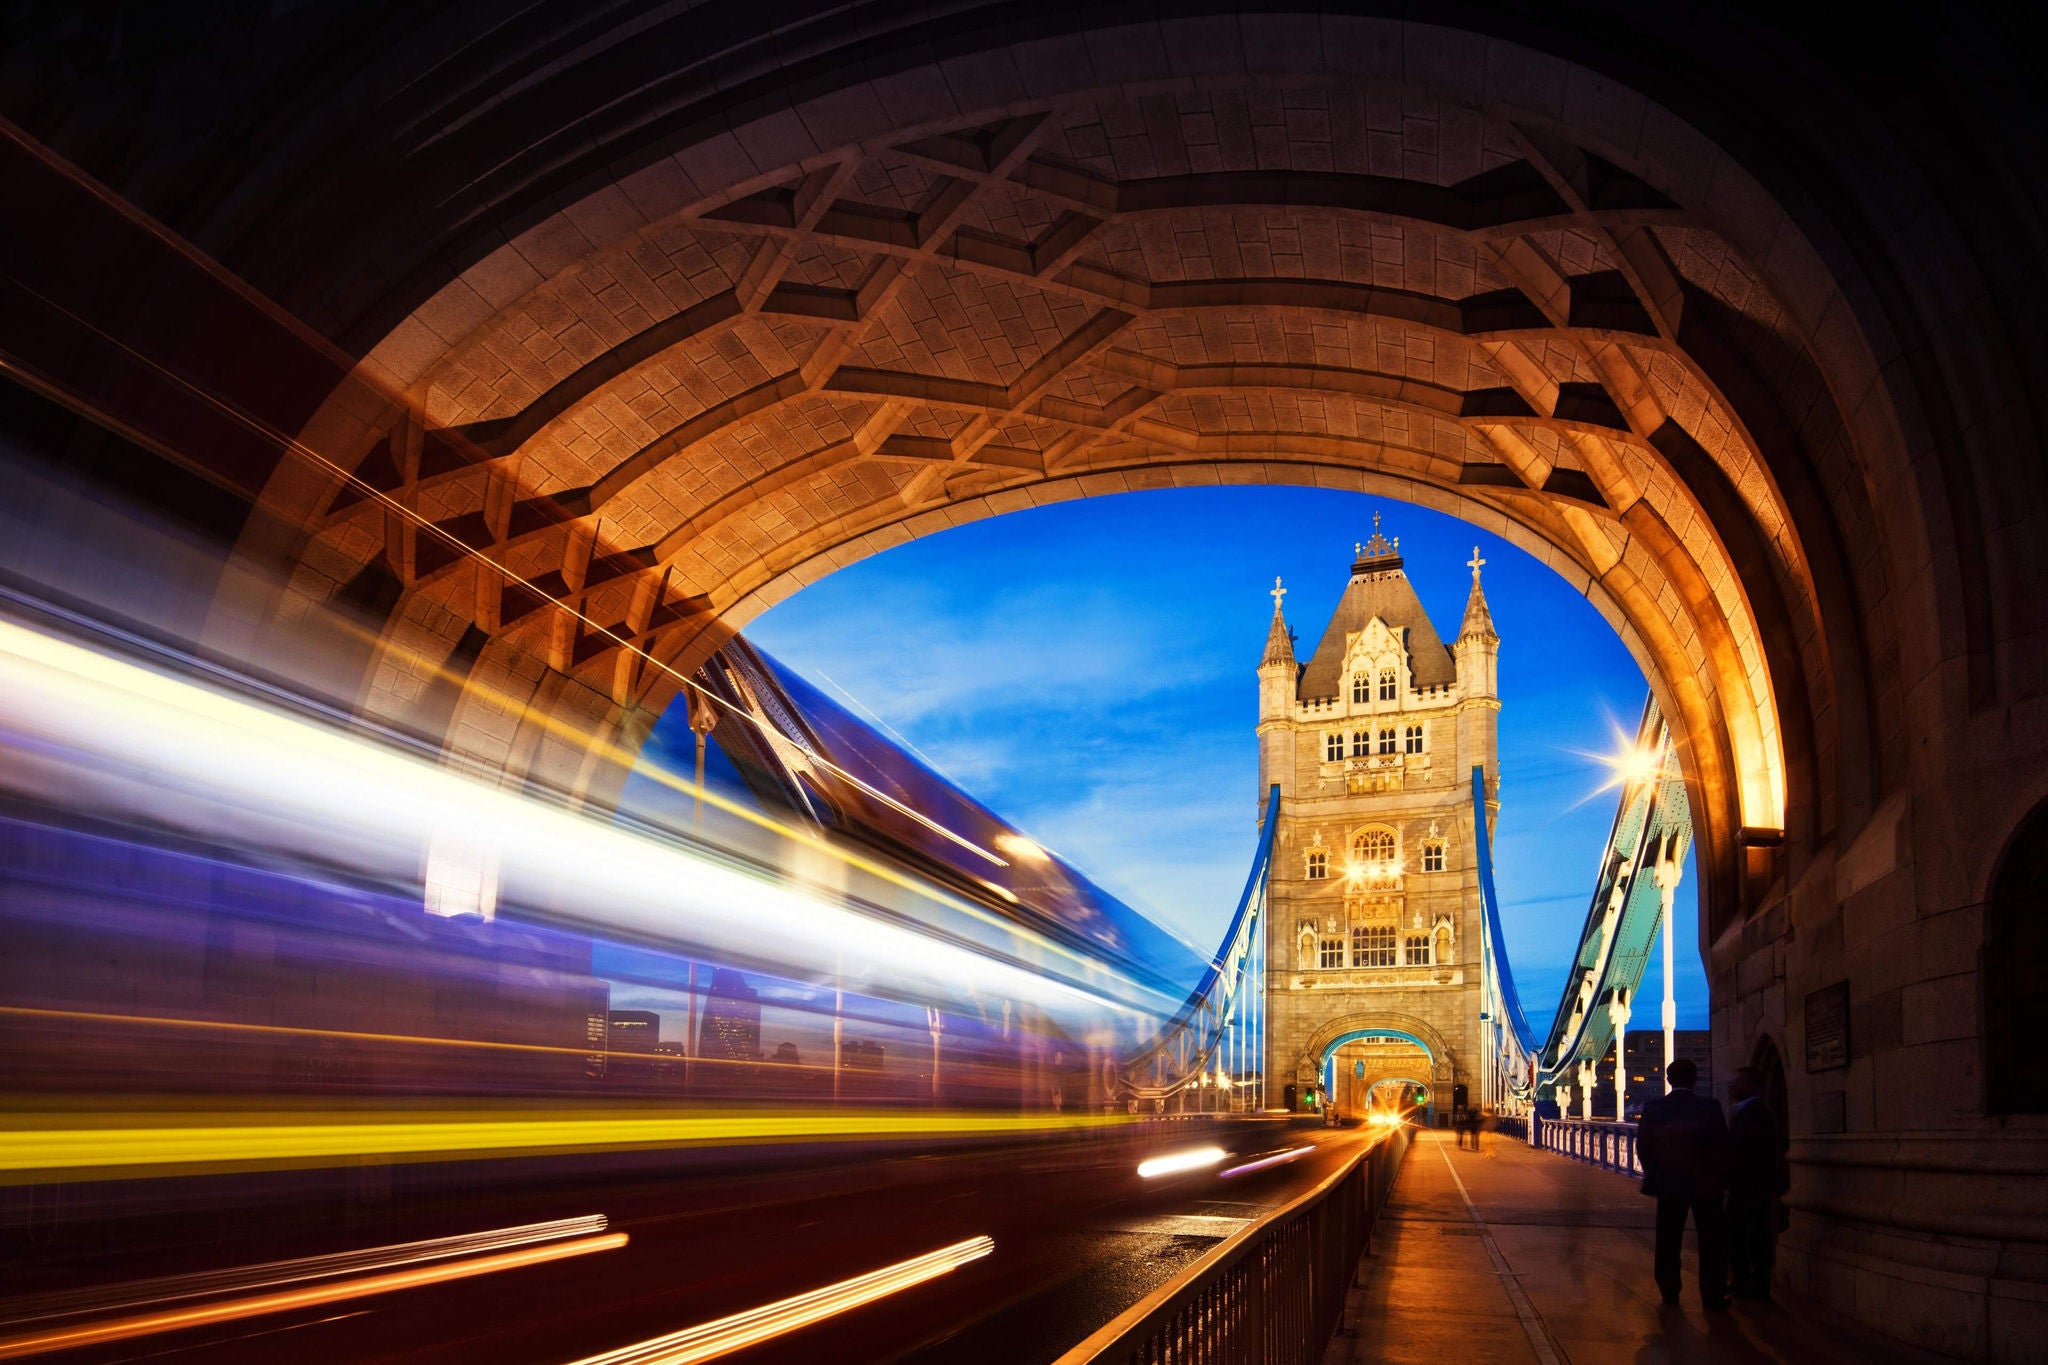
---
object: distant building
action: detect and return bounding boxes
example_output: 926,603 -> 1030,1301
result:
772,1041 -> 800,1064
607,1010 -> 660,1053
842,1040 -> 885,1070
604,1010 -> 660,1081
1588,1029 -> 1712,1118
1261,522 -> 1499,1113
698,969 -> 761,1061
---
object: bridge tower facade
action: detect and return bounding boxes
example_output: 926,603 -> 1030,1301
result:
1258,520 -> 1500,1115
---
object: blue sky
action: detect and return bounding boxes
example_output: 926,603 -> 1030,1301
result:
732,487 -> 1708,1035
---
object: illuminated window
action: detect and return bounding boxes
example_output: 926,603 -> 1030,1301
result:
1326,733 -> 1344,762
1352,925 -> 1397,967
1405,725 -> 1424,754
1378,670 -> 1397,701
1404,934 -> 1432,966
1353,829 -> 1396,864
1319,937 -> 1345,969
1351,731 -> 1369,757
1306,850 -> 1327,879
1378,728 -> 1397,755
1422,841 -> 1446,873
1351,676 -> 1369,703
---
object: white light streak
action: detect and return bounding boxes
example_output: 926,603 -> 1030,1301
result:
0,619 -> 1173,1027
1135,1146 -> 1228,1179
562,1236 -> 994,1364
1218,1145 -> 1314,1180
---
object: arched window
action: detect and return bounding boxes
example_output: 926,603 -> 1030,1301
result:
1378,669 -> 1397,701
1422,841 -> 1445,873
1353,829 -> 1396,864
1377,728 -> 1397,755
1305,850 -> 1327,880
1988,799 -> 2048,1113
1404,724 -> 1424,754
1351,731 -> 1369,757
1404,934 -> 1432,966
1351,675 -> 1369,704
1325,733 -> 1344,762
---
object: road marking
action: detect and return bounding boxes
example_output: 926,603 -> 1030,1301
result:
1432,1134 -> 1566,1365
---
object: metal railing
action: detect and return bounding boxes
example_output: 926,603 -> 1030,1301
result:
1060,1126 -> 1411,1365
1536,1115 -> 1641,1176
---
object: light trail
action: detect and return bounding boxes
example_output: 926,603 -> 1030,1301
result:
1218,1145 -> 1314,1179
1135,1146 -> 1227,1179
0,262 -> 1006,870
0,1216 -> 608,1323
0,617 -> 1176,1028
563,1236 -> 994,1365
0,1233 -> 628,1360
0,1109 -> 1133,1184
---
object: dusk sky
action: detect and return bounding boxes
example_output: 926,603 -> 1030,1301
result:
737,487 -> 1709,1035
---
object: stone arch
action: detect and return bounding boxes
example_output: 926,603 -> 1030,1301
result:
1297,1011 -> 1459,1094
215,21 -> 1973,948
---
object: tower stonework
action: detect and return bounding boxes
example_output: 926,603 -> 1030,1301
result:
1260,522 -> 1500,1114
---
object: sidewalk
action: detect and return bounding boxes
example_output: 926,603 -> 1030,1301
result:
1324,1128 -> 1954,1365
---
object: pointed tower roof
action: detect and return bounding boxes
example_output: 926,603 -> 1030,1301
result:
1262,576 -> 1296,668
1459,546 -> 1498,642
1296,515 -> 1457,699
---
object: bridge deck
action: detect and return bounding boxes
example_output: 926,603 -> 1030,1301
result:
1328,1128 -> 1944,1365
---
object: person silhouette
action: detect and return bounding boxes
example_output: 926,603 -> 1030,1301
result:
1634,1058 -> 1730,1310
1726,1065 -> 1790,1300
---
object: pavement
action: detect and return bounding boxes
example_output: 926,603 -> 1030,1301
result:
1325,1128 -> 1956,1365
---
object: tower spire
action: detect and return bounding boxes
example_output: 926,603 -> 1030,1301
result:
1262,575 -> 1296,667
1459,546 -> 1497,642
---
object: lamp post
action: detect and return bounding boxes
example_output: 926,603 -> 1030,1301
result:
1654,849 -> 1683,1088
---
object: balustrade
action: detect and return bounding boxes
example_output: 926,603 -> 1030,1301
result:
1533,1115 -> 1640,1177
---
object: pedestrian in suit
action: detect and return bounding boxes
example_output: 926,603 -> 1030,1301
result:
1726,1066 -> 1790,1300
1635,1058 -> 1730,1310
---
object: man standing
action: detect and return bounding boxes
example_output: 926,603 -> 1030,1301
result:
1726,1066 -> 1790,1300
1635,1057 -> 1730,1310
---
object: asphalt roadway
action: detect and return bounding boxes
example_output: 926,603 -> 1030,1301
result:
4,1119 -> 1391,1365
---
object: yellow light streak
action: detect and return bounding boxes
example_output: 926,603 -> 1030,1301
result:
563,1236 -> 994,1365
0,1233 -> 628,1360
0,1109 -> 1134,1185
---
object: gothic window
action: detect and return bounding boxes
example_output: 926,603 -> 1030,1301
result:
1422,841 -> 1446,873
1325,733 -> 1344,762
1377,728 -> 1397,755
1352,924 -> 1397,967
1378,670 -> 1397,701
1404,934 -> 1432,966
1306,850 -> 1327,879
1353,829 -> 1396,868
1351,731 -> 1369,757
1319,937 -> 1345,970
1351,675 -> 1369,704
1404,725 -> 1424,754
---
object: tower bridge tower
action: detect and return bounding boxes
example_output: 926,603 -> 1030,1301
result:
1259,518 -> 1500,1117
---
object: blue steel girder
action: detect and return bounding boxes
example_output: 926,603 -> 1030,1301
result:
1535,698 -> 1692,1086
1116,784 -> 1279,1100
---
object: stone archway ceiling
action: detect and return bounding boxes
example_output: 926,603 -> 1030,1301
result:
289,90 -> 1805,839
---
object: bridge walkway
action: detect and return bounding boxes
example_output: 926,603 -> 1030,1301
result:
1325,1128 -> 1947,1365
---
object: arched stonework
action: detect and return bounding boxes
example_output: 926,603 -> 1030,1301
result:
1297,1011 -> 1459,1093
226,31 -> 1892,944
